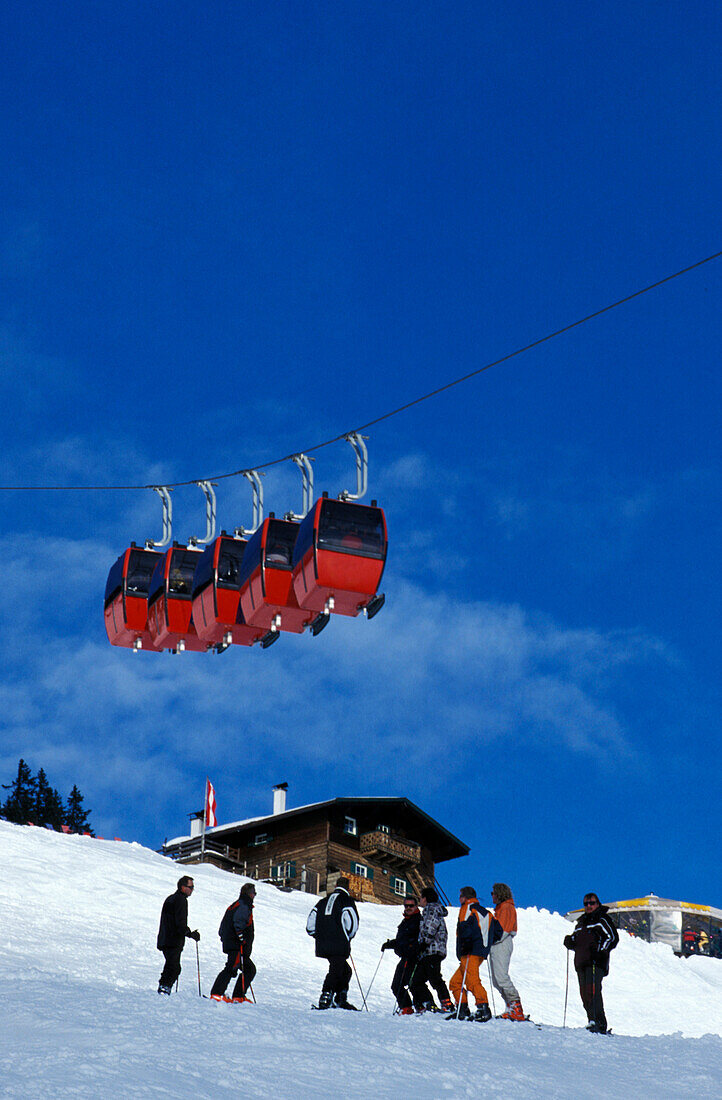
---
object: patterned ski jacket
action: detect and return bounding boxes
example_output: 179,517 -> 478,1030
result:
418,901 -> 448,959
565,905 -> 619,975
455,898 -> 503,961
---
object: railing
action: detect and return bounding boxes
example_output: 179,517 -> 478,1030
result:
359,830 -> 421,865
160,836 -> 322,893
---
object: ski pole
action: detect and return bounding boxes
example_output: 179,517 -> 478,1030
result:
486,954 -> 497,1017
364,950 -> 384,1003
455,955 -> 470,1019
350,954 -> 369,1012
562,949 -> 570,1028
247,983 -> 256,1003
196,940 -> 202,997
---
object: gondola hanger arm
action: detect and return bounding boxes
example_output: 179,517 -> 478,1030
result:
145,486 -> 173,549
234,470 -> 264,538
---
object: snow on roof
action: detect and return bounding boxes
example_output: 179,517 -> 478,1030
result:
164,799 -> 331,846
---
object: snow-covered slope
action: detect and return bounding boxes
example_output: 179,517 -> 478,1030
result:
1,821 -> 720,1099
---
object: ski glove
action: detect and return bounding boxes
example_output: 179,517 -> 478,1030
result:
382,940 -> 395,951
563,935 -> 574,950
189,930 -> 201,942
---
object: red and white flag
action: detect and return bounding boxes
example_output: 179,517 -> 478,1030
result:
204,778 -> 217,829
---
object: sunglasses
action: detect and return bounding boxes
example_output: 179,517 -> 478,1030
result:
583,900 -> 598,907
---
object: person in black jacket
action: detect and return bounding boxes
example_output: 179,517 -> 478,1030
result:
564,892 -> 619,1033
210,882 -> 257,1002
382,896 -> 422,1014
306,877 -> 359,1009
156,876 -> 199,995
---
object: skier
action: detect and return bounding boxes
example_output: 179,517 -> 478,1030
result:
210,883 -> 257,1003
382,895 -> 422,1014
306,876 -> 359,1009
489,882 -> 525,1020
564,892 -> 619,1034
156,875 -> 200,995
447,886 -> 501,1021
409,886 -> 453,1013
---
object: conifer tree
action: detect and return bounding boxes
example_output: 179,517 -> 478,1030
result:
35,769 -> 65,830
65,784 -> 94,835
1,759 -> 38,824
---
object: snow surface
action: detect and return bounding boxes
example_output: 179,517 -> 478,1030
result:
1,821 -> 720,1099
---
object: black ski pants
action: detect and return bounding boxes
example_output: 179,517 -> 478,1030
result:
210,950 -> 257,999
321,956 -> 352,995
577,964 -> 607,1031
159,946 -> 183,989
410,954 -> 451,1008
391,958 -> 415,1010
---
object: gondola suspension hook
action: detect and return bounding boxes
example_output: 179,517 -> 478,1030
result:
188,481 -> 217,547
339,433 -> 368,501
285,454 -> 314,521
145,486 -> 173,549
234,470 -> 264,538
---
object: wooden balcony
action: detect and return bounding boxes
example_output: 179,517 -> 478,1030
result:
359,830 -> 421,867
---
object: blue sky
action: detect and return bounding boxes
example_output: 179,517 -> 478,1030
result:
0,2 -> 720,913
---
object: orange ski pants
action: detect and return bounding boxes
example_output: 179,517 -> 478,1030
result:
449,956 -> 488,1006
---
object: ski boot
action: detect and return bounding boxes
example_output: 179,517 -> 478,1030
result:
446,1002 -> 471,1020
334,990 -> 359,1010
474,1003 -> 493,1023
157,985 -> 171,996
499,1000 -> 526,1021
399,1006 -> 414,1015
316,990 -> 333,1010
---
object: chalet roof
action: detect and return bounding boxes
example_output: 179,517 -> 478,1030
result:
166,796 -> 469,863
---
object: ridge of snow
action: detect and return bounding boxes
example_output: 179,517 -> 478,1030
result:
1,821 -> 720,1099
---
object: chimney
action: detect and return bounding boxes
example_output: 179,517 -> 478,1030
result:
273,782 -> 288,816
189,811 -> 203,838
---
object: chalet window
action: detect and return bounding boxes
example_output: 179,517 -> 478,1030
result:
271,860 -> 296,880
351,862 -> 373,881
391,877 -> 407,897
251,833 -> 270,846
343,816 -> 357,836
376,824 -> 390,834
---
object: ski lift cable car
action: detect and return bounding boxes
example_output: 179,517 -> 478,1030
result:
191,472 -> 266,651
291,435 -> 387,632
104,485 -> 175,651
147,483 -> 217,653
237,457 -> 321,647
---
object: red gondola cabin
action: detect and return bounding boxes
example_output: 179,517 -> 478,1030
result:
147,545 -> 206,652
191,535 -> 264,647
291,497 -> 387,617
104,545 -> 162,651
237,517 -> 313,636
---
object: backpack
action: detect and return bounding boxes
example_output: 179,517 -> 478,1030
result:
219,901 -> 240,943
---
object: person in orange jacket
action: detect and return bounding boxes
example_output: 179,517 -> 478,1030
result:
447,886 -> 502,1022
489,882 -> 525,1020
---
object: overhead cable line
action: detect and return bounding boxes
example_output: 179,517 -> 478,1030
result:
1,248 -> 720,492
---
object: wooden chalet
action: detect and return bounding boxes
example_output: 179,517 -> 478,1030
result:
161,786 -> 469,905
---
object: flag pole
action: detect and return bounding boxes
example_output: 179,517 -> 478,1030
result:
201,777 -> 208,863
